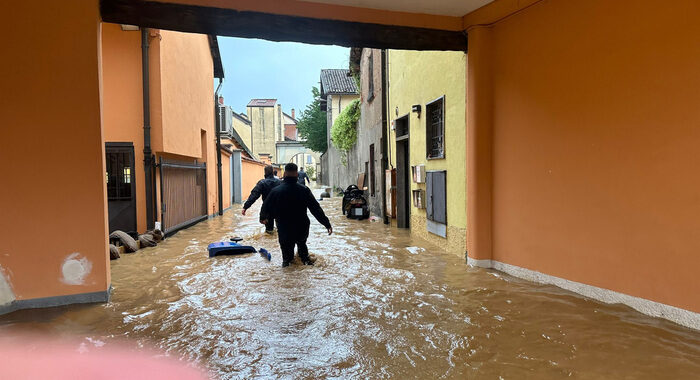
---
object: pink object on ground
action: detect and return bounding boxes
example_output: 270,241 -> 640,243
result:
0,338 -> 209,380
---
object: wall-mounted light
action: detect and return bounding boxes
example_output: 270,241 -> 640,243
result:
412,104 -> 422,117
120,24 -> 140,31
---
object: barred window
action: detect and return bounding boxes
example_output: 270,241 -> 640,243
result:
426,96 -> 445,159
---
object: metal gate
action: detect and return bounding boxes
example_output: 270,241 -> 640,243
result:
106,143 -> 137,233
159,158 -> 208,236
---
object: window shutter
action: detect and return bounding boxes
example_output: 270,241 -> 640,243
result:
427,171 -> 447,224
433,171 -> 447,224
426,172 -> 434,221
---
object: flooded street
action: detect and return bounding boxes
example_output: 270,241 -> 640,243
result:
2,198 -> 700,379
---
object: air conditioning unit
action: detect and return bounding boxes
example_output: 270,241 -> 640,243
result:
219,106 -> 232,136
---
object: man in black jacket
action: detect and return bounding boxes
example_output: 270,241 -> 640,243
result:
297,167 -> 310,187
260,163 -> 332,267
242,165 -> 281,233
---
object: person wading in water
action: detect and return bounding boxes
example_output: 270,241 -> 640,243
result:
297,167 -> 310,187
242,165 -> 281,234
260,163 -> 332,267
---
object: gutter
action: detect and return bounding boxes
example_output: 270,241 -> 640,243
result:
215,78 -> 224,216
142,28 -> 155,230
381,49 -> 389,224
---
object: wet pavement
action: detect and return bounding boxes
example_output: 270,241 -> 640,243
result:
1,197 -> 700,379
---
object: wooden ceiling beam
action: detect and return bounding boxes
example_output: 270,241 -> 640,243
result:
100,0 -> 468,51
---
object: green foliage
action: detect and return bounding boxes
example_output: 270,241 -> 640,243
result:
306,166 -> 316,180
331,98 -> 361,155
352,72 -> 361,92
296,87 -> 328,153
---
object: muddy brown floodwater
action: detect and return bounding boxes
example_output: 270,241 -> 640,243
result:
2,197 -> 700,379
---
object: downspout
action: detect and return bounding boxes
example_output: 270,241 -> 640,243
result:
142,28 -> 155,231
215,78 -> 224,216
381,49 -> 389,224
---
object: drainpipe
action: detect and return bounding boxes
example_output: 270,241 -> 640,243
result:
142,28 -> 155,231
380,49 -> 389,224
215,79 -> 224,216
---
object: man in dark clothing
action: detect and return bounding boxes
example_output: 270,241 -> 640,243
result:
297,167 -> 310,187
242,165 -> 281,233
260,163 -> 332,267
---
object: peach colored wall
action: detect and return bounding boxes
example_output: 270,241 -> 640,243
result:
0,1 -> 109,302
101,23 -> 148,233
102,26 -> 218,229
242,159 -> 266,199
149,30 -> 219,217
467,0 -> 700,312
159,30 -> 214,159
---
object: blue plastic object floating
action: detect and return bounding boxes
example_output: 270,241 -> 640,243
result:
207,241 -> 257,257
259,248 -> 271,261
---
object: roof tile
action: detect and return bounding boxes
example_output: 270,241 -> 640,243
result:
320,69 -> 359,96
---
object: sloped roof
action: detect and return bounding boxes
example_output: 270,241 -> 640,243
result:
320,69 -> 358,96
282,112 -> 298,124
247,99 -> 277,107
225,124 -> 256,160
232,111 -> 251,125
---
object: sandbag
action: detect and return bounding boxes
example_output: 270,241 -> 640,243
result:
150,229 -> 164,242
109,230 -> 139,253
109,244 -> 120,260
138,233 -> 157,248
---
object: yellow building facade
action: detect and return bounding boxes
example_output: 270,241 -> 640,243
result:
247,100 -> 284,162
231,112 -> 253,153
387,50 -> 467,257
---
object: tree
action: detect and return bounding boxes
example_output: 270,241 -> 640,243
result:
296,87 -> 328,153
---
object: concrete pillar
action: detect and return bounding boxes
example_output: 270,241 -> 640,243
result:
232,151 -> 243,203
0,0 -> 110,313
466,27 -> 494,262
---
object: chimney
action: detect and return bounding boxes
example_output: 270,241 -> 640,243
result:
291,108 -> 295,119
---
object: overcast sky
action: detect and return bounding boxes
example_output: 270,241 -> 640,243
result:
217,37 -> 350,117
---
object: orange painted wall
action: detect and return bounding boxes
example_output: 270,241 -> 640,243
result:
101,23 -> 148,233
158,30 -> 214,159
160,30 -> 217,216
468,0 -> 700,312
242,159 -> 266,200
0,1 -> 110,300
149,30 -> 219,218
102,26 -> 219,229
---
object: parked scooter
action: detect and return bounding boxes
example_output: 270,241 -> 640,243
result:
342,185 -> 370,220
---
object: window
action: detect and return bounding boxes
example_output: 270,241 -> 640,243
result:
369,144 -> 375,196
307,155 -> 312,164
367,51 -> 375,102
106,150 -> 132,200
395,115 -> 409,138
426,96 -> 445,159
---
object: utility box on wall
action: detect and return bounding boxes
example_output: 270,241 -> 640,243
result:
426,170 -> 447,237
385,169 -> 396,218
412,189 -> 425,209
412,164 -> 426,183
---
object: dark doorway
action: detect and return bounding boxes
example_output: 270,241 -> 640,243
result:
395,116 -> 410,228
106,142 -> 137,233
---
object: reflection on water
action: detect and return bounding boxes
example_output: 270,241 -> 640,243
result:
2,198 -> 700,379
